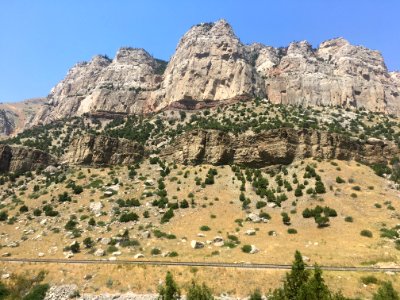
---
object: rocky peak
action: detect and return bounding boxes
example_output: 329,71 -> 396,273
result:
90,55 -> 112,66
114,47 -> 154,65
152,19 -> 264,110
287,40 -> 314,57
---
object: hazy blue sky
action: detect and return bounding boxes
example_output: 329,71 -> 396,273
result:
1,0 -> 399,102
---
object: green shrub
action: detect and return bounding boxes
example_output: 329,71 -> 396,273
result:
281,212 -> 291,225
180,200 -> 189,208
0,211 -> 8,221
200,225 -> 211,231
315,181 -> 326,194
336,176 -> 345,183
344,216 -> 353,222
22,283 -> 49,300
361,275 -> 379,285
151,248 -> 161,255
119,212 -> 139,222
256,201 -> 267,209
360,230 -> 373,238
287,228 -> 298,234
161,209 -> 174,224
241,244 -> 252,253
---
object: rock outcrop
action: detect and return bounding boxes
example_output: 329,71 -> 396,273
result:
0,109 -> 16,136
0,144 -> 56,173
62,134 -> 144,166
253,38 -> 400,114
32,20 -> 400,125
160,129 -> 398,168
33,49 -> 166,125
149,20 -> 264,110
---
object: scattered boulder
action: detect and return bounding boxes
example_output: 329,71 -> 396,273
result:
94,249 -> 105,257
191,240 -> 205,249
89,202 -> 103,216
245,229 -> 256,236
250,245 -> 259,254
141,231 -> 151,239
44,284 -> 79,300
213,236 -> 224,247
247,213 -> 261,223
100,238 -> 111,245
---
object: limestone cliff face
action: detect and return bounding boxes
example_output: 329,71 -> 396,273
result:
160,129 -> 398,168
0,144 -> 56,173
33,49 -> 165,125
255,38 -> 400,114
62,134 -> 144,166
149,20 -> 264,110
33,20 -> 400,124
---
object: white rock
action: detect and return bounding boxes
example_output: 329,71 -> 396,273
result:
250,245 -> 259,254
245,229 -> 256,236
94,249 -> 105,257
191,240 -> 205,249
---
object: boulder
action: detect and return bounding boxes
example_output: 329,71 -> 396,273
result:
245,229 -> 256,236
191,240 -> 205,249
94,249 -> 105,257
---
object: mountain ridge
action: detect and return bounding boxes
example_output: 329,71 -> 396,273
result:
26,19 -> 400,126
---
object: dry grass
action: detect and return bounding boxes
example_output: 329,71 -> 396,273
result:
1,158 -> 400,297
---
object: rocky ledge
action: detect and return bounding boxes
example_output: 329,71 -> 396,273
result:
160,128 -> 398,168
61,134 -> 144,166
0,144 -> 56,173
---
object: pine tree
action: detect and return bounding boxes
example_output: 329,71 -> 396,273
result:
283,251 -> 310,299
298,266 -> 331,300
249,289 -> 263,300
158,272 -> 181,300
187,281 -> 214,300
373,281 -> 399,300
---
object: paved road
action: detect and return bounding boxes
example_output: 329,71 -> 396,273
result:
0,257 -> 399,273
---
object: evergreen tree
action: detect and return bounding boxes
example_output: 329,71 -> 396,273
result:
187,281 -> 214,300
283,250 -> 310,299
298,266 -> 330,300
373,281 -> 399,300
158,272 -> 180,300
249,289 -> 263,300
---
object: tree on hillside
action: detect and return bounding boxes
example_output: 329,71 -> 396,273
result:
187,281 -> 214,300
373,281 -> 399,300
269,251 -> 354,300
158,272 -> 180,300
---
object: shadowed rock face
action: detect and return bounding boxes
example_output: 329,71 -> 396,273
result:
0,144 -> 56,173
160,129 -> 398,168
31,20 -> 400,125
0,109 -> 15,136
62,135 -> 144,166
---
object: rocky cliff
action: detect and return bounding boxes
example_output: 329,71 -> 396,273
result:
0,144 -> 56,173
160,129 -> 398,168
149,20 -> 264,110
33,19 -> 400,125
254,38 -> 400,114
62,134 -> 144,166
0,98 -> 46,137
0,109 -> 16,136
33,49 -> 166,125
